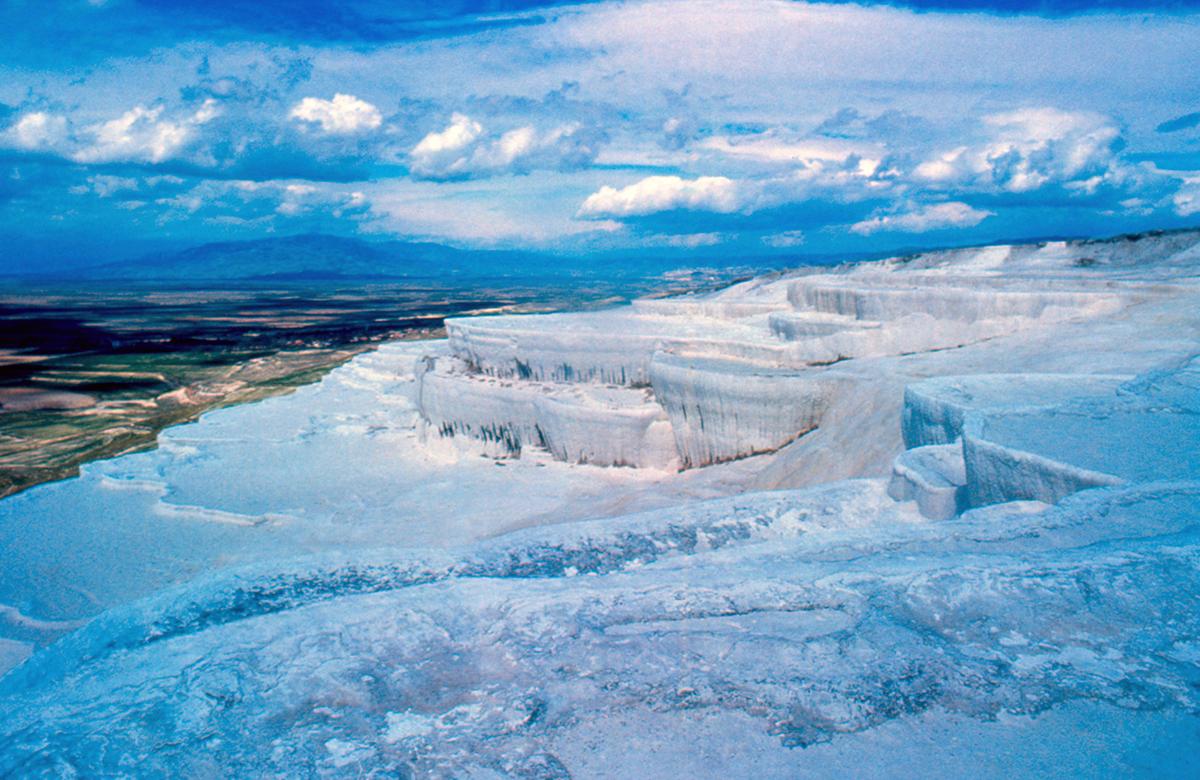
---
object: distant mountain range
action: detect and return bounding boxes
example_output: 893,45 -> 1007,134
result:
61,234 -> 568,282
10,229 -> 1194,286
0,233 -> 805,284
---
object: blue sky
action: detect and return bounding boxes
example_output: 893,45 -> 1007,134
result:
2,0 -> 1200,267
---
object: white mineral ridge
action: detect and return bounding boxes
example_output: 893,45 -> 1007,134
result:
649,352 -> 834,468
886,443 -> 967,520
416,354 -> 677,468
429,232 -> 1194,471
900,373 -> 1132,448
1,230 -> 1200,777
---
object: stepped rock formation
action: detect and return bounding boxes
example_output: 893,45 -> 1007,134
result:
2,230 -> 1199,776
417,232 -> 1194,481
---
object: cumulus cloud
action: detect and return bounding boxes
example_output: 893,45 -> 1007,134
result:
575,105 -> 1182,240
579,126 -> 898,225
850,201 -> 993,235
409,114 -> 601,180
3,93 -> 389,180
72,100 -> 219,164
5,112 -> 68,150
914,108 -> 1125,195
594,107 -> 1176,236
289,94 -> 382,135
412,113 -> 482,159
4,0 -> 1200,252
576,152 -> 893,226
74,105 -> 191,163
577,175 -> 741,218
69,174 -> 139,197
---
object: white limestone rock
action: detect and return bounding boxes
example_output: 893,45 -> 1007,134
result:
768,311 -> 877,341
416,354 -> 676,468
415,355 -> 541,457
963,404 -> 1200,507
631,297 -> 784,319
1117,353 -> 1200,412
447,308 -> 793,385
787,278 -> 1125,323
4,230 -> 1200,775
534,387 -> 677,469
901,374 -> 1129,448
447,312 -> 669,385
887,444 -> 967,520
956,357 -> 1200,507
650,352 -> 834,468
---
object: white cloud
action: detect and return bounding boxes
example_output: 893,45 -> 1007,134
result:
409,114 -> 487,178
410,115 -> 598,180
276,183 -> 318,216
74,174 -> 139,198
5,0 -> 1198,250
412,113 -> 483,156
5,112 -> 68,150
4,101 -> 220,165
642,232 -> 726,248
74,105 -> 192,164
700,133 -> 881,174
1172,175 -> 1200,217
458,124 -> 540,172
578,175 -> 740,218
190,98 -> 222,125
289,94 -> 383,135
152,179 -> 370,227
761,230 -> 806,248
914,108 -> 1124,194
576,161 -> 894,222
577,125 -> 904,224
492,126 -> 536,164
914,147 -> 968,182
850,201 -> 993,235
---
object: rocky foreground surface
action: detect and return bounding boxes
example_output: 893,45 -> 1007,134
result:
1,231 -> 1199,776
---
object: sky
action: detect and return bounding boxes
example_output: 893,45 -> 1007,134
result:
2,0 -> 1200,268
